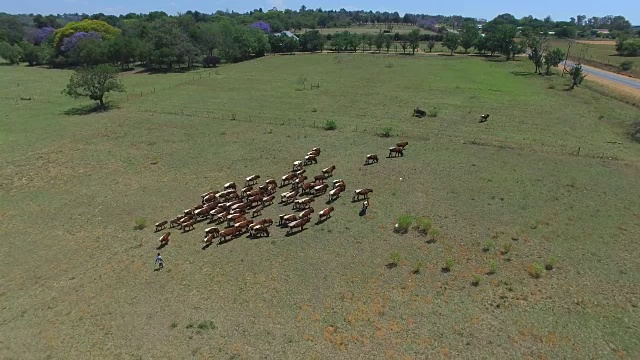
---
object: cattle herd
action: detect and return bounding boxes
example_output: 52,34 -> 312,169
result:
154,142 -> 408,249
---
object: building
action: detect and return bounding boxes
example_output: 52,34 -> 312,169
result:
274,31 -> 299,41
594,29 -> 610,34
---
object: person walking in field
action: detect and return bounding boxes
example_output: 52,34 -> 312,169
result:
155,253 -> 164,271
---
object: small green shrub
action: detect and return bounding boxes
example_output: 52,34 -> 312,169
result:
324,119 -> 337,130
395,214 -> 414,233
170,322 -> 178,329
482,239 -> 495,252
429,227 -> 440,242
427,107 -> 439,118
545,257 -> 557,270
620,60 -> 634,71
488,260 -> 498,275
502,242 -> 512,255
379,126 -> 393,138
413,261 -> 422,274
415,217 -> 432,235
133,218 -> 146,231
186,322 -> 195,329
472,274 -> 482,286
442,258 -> 454,272
387,251 -> 401,268
528,263 -> 545,279
197,320 -> 216,330
311,107 -> 318,113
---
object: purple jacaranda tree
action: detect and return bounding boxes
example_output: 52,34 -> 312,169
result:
250,21 -> 271,34
34,27 -> 55,45
61,31 -> 102,52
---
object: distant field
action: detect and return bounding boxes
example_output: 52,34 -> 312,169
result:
1,54 -> 639,358
299,24 -> 436,35
549,38 -> 639,71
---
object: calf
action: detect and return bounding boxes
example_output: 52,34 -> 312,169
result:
304,155 -> 318,165
322,165 -> 336,177
287,217 -> 310,234
158,232 -> 171,245
365,154 -> 379,165
352,188 -> 373,201
155,220 -> 168,232
396,141 -> 409,148
245,174 -> 260,186
318,206 -> 335,221
388,147 -> 404,158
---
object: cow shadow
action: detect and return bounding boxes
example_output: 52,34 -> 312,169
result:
316,217 -> 330,225
359,209 -> 367,217
285,228 -> 308,237
201,242 -> 213,250
156,242 -> 168,250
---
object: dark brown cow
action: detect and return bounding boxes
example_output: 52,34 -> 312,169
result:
328,187 -> 343,201
318,206 -> 335,221
201,190 -> 217,200
158,232 -> 171,245
352,188 -> 373,201
314,174 -> 327,183
203,232 -> 217,245
479,114 -> 490,123
322,165 -> 336,177
223,182 -> 237,191
262,194 -> 275,206
287,217 -> 310,234
388,147 -> 404,158
365,154 -> 379,165
313,183 -> 328,196
265,178 -> 278,187
281,173 -> 297,187
332,179 -> 346,189
396,141 -> 409,148
304,154 -> 318,165
155,220 -> 168,232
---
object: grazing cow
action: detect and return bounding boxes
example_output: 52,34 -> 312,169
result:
227,213 -> 245,227
388,147 -> 404,158
218,227 -> 236,244
313,183 -> 329,196
231,203 -> 248,212
169,215 -> 184,228
322,165 -> 336,177
352,188 -> 373,201
234,219 -> 254,234
252,206 -> 263,218
281,173 -> 297,187
203,232 -> 217,245
245,174 -> 260,186
318,207 -> 335,221
283,190 -> 299,204
413,108 -> 427,118
304,155 -> 318,165
299,208 -> 314,219
294,197 -> 315,209
205,226 -> 220,237
314,174 -> 327,183
396,141 -> 409,148
329,187 -> 343,201
292,176 -> 308,190
158,232 -> 171,245
262,194 -> 275,206
182,219 -> 196,232
279,214 -> 298,225
287,217 -> 310,234
479,114 -> 490,123
252,218 -> 274,229
223,182 -> 237,191
248,195 -> 263,207
155,220 -> 168,232
240,186 -> 253,197
332,179 -> 346,189
265,179 -> 278,187
365,154 -> 379,165
203,193 -> 218,204
292,161 -> 303,172
250,225 -> 270,238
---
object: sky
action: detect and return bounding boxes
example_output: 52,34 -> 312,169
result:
3,0 -> 639,24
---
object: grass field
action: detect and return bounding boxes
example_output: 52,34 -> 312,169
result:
1,54 -> 639,359
549,38 -> 640,72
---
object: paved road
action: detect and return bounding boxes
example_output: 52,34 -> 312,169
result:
562,60 -> 640,90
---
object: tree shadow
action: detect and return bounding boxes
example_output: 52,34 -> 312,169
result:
484,57 -> 508,63
62,103 -> 114,116
385,262 -> 398,269
135,66 -> 200,75
510,71 -> 537,77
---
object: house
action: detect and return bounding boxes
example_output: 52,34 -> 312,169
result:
274,31 -> 299,41
594,29 -> 610,34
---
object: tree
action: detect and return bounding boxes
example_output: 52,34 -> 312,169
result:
408,29 -> 420,54
475,36 -> 487,54
568,63 -> 586,89
400,39 -> 408,54
106,35 -> 138,69
62,64 -> 125,107
54,19 -> 121,50
366,34 -> 374,51
523,32 -> 547,74
442,32 -> 460,54
384,35 -> 392,53
543,48 -> 564,75
492,25 -> 518,60
374,32 -> 384,53
459,22 -> 479,53
427,39 -> 436,52
0,42 -> 22,64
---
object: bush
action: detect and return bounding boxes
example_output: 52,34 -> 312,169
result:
472,274 -> 482,286
415,217 -> 432,235
442,258 -> 454,272
170,322 -> 178,328
379,126 -> 393,138
388,251 -> 401,268
428,227 -> 441,243
620,60 -> 634,71
528,263 -> 545,279
488,260 -> 498,275
395,214 -> 414,233
545,257 -> 557,270
413,261 -> 422,274
482,239 -> 495,252
197,320 -> 216,330
502,242 -> 512,255
427,107 -> 439,118
134,217 -> 146,230
324,119 -> 337,130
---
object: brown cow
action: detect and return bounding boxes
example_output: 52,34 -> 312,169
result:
388,147 -> 404,158
262,194 -> 275,206
158,232 -> 171,245
240,186 -> 253,197
295,169 -> 306,176
332,179 -> 346,189
352,188 -> 373,201
299,207 -> 315,219
329,187 -> 343,201
322,165 -> 336,177
311,147 -> 321,155
245,174 -> 260,186
293,197 -> 315,209
201,190 -> 217,200
318,206 -> 335,221
223,182 -> 237,191
169,215 -> 184,228
218,227 -> 236,244
250,218 -> 274,230
279,213 -> 298,225
314,174 -> 327,183
231,202 -> 248,212
281,173 -> 297,187
307,150 -> 320,157
234,219 -> 254,234
265,178 -> 278,187
203,232 -> 217,245
205,226 -> 220,236
155,220 -> 168,232
292,161 -> 303,172
287,217 -> 310,234
227,213 -> 245,227
252,206 -> 264,218
396,141 -> 409,148
365,154 -> 379,165
304,155 -> 318,165
182,219 -> 196,232
250,225 -> 270,238
203,193 -> 218,204
313,183 -> 329,196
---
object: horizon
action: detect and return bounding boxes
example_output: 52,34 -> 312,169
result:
2,0 -> 639,24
